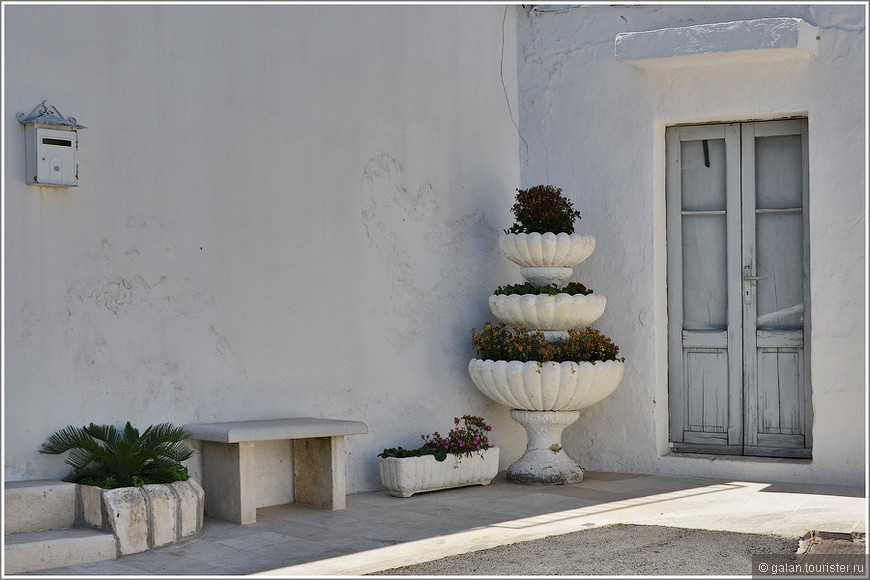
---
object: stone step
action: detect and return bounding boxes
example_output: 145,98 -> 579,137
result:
4,527 -> 117,574
4,480 -> 77,534
4,478 -> 204,572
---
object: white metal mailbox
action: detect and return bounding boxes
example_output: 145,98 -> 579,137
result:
18,101 -> 85,187
29,127 -> 78,186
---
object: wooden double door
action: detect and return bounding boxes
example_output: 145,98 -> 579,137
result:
667,119 -> 812,458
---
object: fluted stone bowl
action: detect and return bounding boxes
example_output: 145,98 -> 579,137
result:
468,359 -> 624,412
498,232 -> 596,268
488,293 -> 607,331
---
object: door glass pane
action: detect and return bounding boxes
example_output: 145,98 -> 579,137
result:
681,139 -> 726,211
682,215 -> 727,329
756,135 -> 802,209
756,212 -> 804,328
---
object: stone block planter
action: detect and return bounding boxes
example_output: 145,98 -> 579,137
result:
378,448 -> 499,498
78,480 -> 204,556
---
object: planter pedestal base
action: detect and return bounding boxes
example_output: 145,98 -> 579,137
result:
507,410 -> 584,485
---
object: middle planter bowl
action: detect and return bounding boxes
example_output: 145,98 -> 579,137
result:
488,293 -> 606,331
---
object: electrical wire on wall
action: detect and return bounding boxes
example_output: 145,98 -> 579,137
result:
502,5 -> 529,160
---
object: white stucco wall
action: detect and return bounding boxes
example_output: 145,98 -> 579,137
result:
518,4 -> 865,486
3,4 -> 524,494
4,3 -> 865,495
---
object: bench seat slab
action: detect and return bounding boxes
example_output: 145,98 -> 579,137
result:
185,418 -> 368,443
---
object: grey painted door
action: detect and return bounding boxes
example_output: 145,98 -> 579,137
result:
667,120 -> 812,458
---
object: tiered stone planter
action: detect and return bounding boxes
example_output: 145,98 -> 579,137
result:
469,231 -> 624,484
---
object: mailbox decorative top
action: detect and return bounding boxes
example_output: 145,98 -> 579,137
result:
17,101 -> 85,129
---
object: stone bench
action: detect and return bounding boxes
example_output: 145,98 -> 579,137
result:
184,418 -> 368,525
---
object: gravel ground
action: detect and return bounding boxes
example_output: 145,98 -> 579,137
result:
369,524 -> 800,576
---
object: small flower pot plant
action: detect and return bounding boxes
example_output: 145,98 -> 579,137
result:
378,415 -> 500,497
39,421 -> 204,556
379,414 -> 493,463
40,421 -> 194,488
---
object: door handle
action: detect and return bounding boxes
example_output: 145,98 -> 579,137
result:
743,276 -> 763,304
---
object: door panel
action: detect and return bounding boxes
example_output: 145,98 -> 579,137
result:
756,212 -> 804,328
667,123 -> 743,450
680,138 -> 727,211
741,120 -> 811,458
755,135 -> 804,208
667,119 -> 811,458
681,215 -> 728,329
685,350 -> 728,434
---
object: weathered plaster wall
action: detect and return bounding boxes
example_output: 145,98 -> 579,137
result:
3,5 -> 524,493
518,4 -> 865,485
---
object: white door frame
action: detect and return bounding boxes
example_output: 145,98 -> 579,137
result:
666,119 -> 812,458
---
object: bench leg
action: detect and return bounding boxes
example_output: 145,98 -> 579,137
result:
201,441 -> 257,524
294,436 -> 346,510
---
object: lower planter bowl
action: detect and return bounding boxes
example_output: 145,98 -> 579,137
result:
468,359 -> 624,412
378,447 -> 500,498
488,293 -> 607,330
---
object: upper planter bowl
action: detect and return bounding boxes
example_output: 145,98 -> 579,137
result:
499,232 -> 596,269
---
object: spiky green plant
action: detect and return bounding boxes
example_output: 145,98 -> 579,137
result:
40,422 -> 194,489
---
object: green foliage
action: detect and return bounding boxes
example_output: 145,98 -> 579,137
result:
505,185 -> 582,235
378,446 -> 440,460
471,322 -> 623,363
493,282 -> 593,296
378,415 -> 493,464
40,422 -> 194,489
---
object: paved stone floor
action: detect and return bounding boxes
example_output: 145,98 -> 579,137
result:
26,471 -> 866,576
369,524 -> 803,576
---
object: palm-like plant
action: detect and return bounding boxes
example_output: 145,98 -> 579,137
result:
40,422 -> 194,488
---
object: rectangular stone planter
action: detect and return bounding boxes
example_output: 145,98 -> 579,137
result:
78,479 -> 204,556
378,447 -> 499,498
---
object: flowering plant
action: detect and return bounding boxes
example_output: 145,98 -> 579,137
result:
471,322 -> 623,363
378,415 -> 493,464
